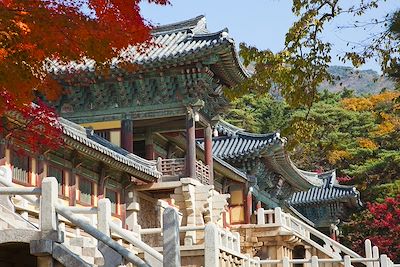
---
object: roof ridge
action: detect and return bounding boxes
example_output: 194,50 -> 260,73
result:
152,15 -> 206,35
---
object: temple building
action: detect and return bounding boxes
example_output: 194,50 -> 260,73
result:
0,15 -> 387,267
289,170 -> 362,236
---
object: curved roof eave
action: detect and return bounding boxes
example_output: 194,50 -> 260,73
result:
59,118 -> 161,181
265,143 -> 324,190
50,16 -> 249,87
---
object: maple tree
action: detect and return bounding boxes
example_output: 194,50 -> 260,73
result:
342,195 -> 400,261
0,0 -> 168,150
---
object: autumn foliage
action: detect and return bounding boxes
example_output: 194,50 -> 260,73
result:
0,0 -> 168,150
343,195 -> 400,262
0,91 -> 63,152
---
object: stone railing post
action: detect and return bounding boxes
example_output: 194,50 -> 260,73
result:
97,198 -> 111,236
163,207 -> 181,267
41,177 -> 58,233
283,257 -> 290,267
311,256 -> 319,267
233,232 -> 240,253
274,207 -> 283,226
365,239 -> 373,267
343,255 -> 351,267
380,255 -> 389,267
257,208 -> 265,225
373,246 -> 380,267
204,223 -> 220,267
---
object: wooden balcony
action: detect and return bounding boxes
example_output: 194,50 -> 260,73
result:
155,158 -> 211,185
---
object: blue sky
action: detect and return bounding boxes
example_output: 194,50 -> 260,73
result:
140,0 -> 400,72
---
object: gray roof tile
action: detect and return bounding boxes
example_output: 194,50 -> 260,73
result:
289,170 -> 361,205
60,118 -> 161,179
49,16 -> 249,85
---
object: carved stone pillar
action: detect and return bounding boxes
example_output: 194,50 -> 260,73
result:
204,124 -> 214,184
121,119 -> 134,153
185,109 -> 196,179
125,189 -> 140,232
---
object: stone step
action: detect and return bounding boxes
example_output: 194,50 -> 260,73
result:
81,255 -> 95,265
0,212 -> 30,229
69,236 -> 96,247
82,246 -> 100,257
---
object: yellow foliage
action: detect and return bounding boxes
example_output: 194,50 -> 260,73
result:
327,150 -> 350,164
341,97 -> 373,111
357,138 -> 378,150
369,91 -> 400,106
341,91 -> 400,111
373,112 -> 400,136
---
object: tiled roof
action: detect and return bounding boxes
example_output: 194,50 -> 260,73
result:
198,120 -> 323,189
289,170 -> 361,205
199,120 -> 281,161
200,134 -> 279,161
50,15 -> 249,87
60,118 -> 161,180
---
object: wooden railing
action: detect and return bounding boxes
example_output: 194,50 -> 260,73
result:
196,160 -> 210,185
155,157 -> 211,185
156,158 -> 185,178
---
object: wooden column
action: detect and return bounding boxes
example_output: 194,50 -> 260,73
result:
145,129 -> 155,160
121,188 -> 126,229
36,156 -> 46,187
68,170 -> 76,206
245,189 -> 252,224
186,109 -> 196,179
204,124 -> 214,184
98,166 -> 106,199
121,119 -> 134,153
0,137 -> 5,161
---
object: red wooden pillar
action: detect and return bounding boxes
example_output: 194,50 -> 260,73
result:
36,156 -> 45,187
0,137 -> 5,161
121,119 -> 134,153
145,129 -> 155,160
204,124 -> 214,184
121,188 -> 127,229
186,109 -> 196,179
69,170 -> 76,206
98,167 -> 106,199
245,189 -> 253,224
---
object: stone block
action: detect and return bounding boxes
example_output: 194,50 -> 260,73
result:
30,239 -> 53,256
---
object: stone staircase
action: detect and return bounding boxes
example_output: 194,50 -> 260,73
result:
0,196 -> 102,266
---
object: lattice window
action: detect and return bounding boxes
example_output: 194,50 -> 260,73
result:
11,151 -> 30,184
106,189 -> 118,214
79,177 -> 92,205
48,165 -> 64,196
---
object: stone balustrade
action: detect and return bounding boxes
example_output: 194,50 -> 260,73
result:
0,165 -> 161,267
